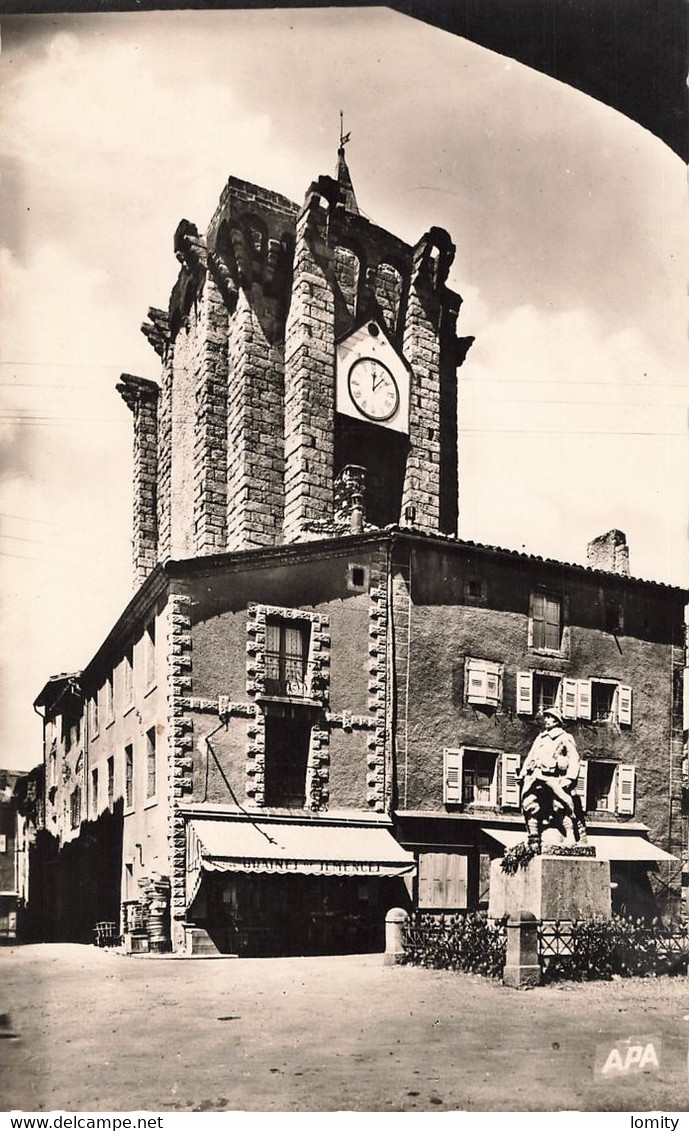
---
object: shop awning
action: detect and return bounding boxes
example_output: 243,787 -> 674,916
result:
481,827 -> 676,863
186,818 -> 416,904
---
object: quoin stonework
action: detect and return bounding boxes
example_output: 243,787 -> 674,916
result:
28,149 -> 686,955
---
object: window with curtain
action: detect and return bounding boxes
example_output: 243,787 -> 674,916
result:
265,618 -> 310,698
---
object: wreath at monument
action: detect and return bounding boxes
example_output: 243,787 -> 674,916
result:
499,841 -> 537,875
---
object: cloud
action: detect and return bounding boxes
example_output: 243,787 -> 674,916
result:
459,303 -> 689,583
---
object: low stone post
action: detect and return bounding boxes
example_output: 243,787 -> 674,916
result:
383,907 -> 408,966
503,910 -> 541,989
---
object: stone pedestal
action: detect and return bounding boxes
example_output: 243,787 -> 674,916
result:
503,911 -> 540,988
489,854 -> 612,922
383,907 -> 408,966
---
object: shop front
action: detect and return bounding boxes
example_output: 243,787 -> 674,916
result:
184,815 -> 416,956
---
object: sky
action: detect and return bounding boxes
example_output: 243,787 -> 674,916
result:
0,7 -> 687,772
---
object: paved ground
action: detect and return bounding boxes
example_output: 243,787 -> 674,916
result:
1,944 -> 688,1113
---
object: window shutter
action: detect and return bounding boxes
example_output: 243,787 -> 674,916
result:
501,753 -> 521,808
485,664 -> 501,706
562,678 -> 578,719
618,686 -> 632,727
616,764 -> 635,815
418,853 -> 468,909
466,660 -> 487,704
516,671 -> 533,714
575,758 -> 588,809
444,748 -> 463,805
544,596 -> 561,651
576,679 -> 592,720
530,592 -> 545,649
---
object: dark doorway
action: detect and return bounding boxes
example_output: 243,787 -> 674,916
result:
264,714 -> 312,808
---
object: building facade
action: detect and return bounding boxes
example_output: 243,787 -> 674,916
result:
0,770 -> 26,941
31,152 -> 686,953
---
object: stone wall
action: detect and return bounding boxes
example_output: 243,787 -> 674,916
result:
283,189 -> 336,540
183,544 -> 385,814
117,375 -> 159,590
134,169 -> 471,583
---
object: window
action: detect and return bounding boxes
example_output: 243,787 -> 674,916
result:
105,675 -> 114,725
123,645 -> 134,706
464,577 -> 487,603
347,563 -> 368,591
125,745 -> 134,809
70,785 -> 81,829
91,767 -> 98,817
265,618 -> 311,699
534,674 -> 560,713
264,711 -> 311,808
587,762 -> 616,811
444,747 -> 504,808
529,592 -> 562,651
90,696 -> 99,737
591,681 -> 616,721
48,740 -> 57,785
107,756 -> 114,808
585,762 -> 636,815
464,658 -> 502,708
462,750 -> 497,805
145,621 -> 156,688
516,671 -> 561,715
561,679 -> 632,725
146,728 -> 157,800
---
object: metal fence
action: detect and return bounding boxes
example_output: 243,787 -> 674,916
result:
402,912 -> 689,977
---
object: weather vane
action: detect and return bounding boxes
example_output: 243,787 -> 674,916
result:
339,110 -> 351,152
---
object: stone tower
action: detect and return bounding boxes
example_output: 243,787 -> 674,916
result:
119,149 -> 473,589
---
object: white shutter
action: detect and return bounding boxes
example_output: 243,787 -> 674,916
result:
616,764 -> 636,815
575,758 -> 589,810
516,671 -> 533,715
485,664 -> 501,706
466,660 -> 487,704
444,748 -> 464,805
501,753 -> 521,808
576,679 -> 592,720
562,678 -> 578,719
618,686 -> 632,727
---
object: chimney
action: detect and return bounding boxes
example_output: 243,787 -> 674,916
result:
586,529 -> 630,576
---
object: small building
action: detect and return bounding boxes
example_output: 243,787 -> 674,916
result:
30,150 -> 686,953
0,769 -> 26,941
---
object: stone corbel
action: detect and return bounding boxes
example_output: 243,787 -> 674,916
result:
173,219 -> 208,276
116,372 -> 160,414
207,250 -> 238,312
455,335 -> 475,367
141,307 -> 170,359
301,188 -> 332,263
412,227 -> 456,293
263,237 -> 286,297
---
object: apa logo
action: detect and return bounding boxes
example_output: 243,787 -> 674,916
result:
595,1035 -> 662,1079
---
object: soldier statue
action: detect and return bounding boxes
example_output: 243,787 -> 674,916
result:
518,707 -> 588,853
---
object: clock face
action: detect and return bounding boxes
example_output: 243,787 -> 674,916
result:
347,357 -> 400,422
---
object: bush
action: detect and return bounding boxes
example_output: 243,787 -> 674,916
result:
543,915 -> 689,982
402,912 -> 506,979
